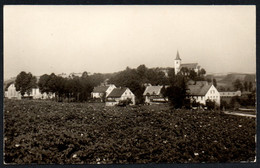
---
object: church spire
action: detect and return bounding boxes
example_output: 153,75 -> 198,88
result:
175,50 -> 181,60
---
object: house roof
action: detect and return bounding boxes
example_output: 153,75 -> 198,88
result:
143,86 -> 163,96
195,81 -> 209,86
107,87 -> 128,98
187,83 -> 212,96
180,63 -> 198,69
175,51 -> 181,60
93,86 -> 110,93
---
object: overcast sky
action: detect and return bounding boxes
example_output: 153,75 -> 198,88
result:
4,5 -> 256,80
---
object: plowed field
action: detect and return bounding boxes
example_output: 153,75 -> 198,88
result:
4,99 -> 256,164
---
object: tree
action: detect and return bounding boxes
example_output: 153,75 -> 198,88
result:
165,76 -> 187,109
243,81 -> 248,91
248,82 -> 253,92
199,68 -> 206,76
38,74 -> 51,94
233,79 -> 243,91
15,71 -> 37,96
206,78 -> 212,83
213,78 -> 217,87
81,71 -> 89,79
189,69 -> 197,80
206,99 -> 215,110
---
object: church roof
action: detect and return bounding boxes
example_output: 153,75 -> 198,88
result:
175,51 -> 181,60
143,86 -> 163,96
187,82 -> 212,96
180,63 -> 198,69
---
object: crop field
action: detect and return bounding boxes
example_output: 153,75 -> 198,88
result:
4,99 -> 256,164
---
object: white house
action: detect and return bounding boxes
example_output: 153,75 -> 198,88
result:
6,83 -> 54,100
187,81 -> 220,106
6,84 -> 22,99
106,87 -> 135,106
174,51 -> 200,75
30,88 -> 55,99
91,84 -> 116,99
143,85 -> 168,104
219,91 -> 241,98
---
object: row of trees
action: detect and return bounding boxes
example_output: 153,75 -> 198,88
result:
232,79 -> 254,92
221,93 -> 256,110
14,71 -> 107,102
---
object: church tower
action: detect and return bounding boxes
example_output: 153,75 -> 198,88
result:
174,51 -> 181,75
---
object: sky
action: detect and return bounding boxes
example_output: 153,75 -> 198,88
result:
4,5 -> 256,80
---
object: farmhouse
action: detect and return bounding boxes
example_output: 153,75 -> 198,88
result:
174,51 -> 200,75
106,87 -> 135,106
91,84 -> 116,100
143,85 -> 168,104
187,81 -> 220,106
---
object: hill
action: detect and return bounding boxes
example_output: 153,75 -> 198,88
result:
206,73 -> 256,91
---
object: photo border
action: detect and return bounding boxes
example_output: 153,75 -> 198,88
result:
0,0 -> 259,168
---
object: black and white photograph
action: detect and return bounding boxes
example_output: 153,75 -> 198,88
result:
3,5 -> 256,164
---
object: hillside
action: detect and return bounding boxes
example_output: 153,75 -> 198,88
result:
206,73 -> 256,91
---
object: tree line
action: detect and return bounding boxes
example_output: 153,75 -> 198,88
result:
14,71 -> 107,102
12,65 -> 208,107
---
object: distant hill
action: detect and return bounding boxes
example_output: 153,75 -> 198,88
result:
206,73 -> 256,91
220,73 -> 255,83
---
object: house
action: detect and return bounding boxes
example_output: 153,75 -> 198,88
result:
106,87 -> 135,106
5,83 -> 53,100
219,91 -> 241,98
143,85 -> 168,104
30,88 -> 55,99
6,84 -> 22,99
91,84 -> 116,100
187,81 -> 220,106
174,51 -> 200,75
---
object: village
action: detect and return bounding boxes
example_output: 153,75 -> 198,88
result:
5,51 -> 254,111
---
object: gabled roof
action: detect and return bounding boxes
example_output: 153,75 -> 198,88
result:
143,86 -> 163,96
107,87 -> 128,98
180,63 -> 198,69
175,51 -> 181,60
93,86 -> 110,93
187,83 -> 212,96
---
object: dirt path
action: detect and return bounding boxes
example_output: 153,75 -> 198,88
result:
223,111 -> 256,118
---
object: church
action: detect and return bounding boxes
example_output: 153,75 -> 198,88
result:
174,51 -> 200,75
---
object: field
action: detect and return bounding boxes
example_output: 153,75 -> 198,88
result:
4,99 -> 256,164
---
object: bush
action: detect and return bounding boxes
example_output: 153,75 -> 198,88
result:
220,100 -> 230,110
206,99 -> 215,110
183,98 -> 191,109
118,98 -> 133,107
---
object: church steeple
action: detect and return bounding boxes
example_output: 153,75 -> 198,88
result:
175,50 -> 181,60
174,50 -> 181,75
